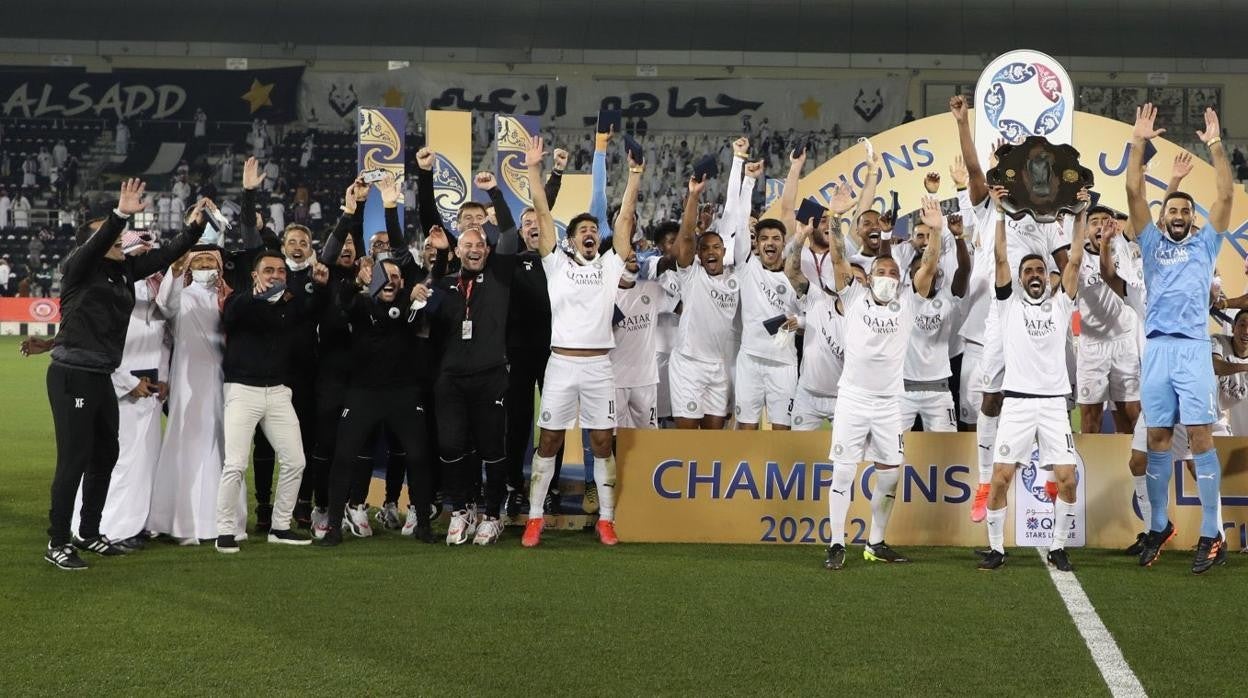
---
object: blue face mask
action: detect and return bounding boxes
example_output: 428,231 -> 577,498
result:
256,280 -> 286,303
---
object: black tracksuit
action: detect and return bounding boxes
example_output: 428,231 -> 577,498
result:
325,281 -> 434,531
46,211 -> 202,546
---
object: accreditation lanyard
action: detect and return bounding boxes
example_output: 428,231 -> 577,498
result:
809,248 -> 833,294
458,275 -> 475,339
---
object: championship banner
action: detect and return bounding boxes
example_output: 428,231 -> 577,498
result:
425,110 -> 473,237
548,173 -> 592,239
494,114 -> 540,221
0,66 -> 303,122
303,67 -> 906,134
615,431 -> 1248,550
762,111 -> 1248,299
356,107 -> 406,245
0,297 -> 60,323
974,50 -> 1075,168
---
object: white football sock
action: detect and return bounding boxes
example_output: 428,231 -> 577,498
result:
1051,496 -> 1076,551
593,455 -> 617,521
527,454 -> 557,518
868,467 -> 901,545
986,506 -> 1007,554
976,414 -> 998,484
827,462 -> 856,546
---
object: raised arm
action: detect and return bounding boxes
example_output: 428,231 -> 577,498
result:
1062,190 -> 1090,299
525,136 -> 557,257
676,176 -> 706,269
590,130 -> 614,240
1098,219 -> 1128,300
477,171 -> 516,234
826,209 -> 852,293
732,158 -> 762,265
779,146 -> 806,234
1196,108 -> 1233,232
784,223 -> 810,296
415,147 -> 447,234
990,186 -> 1010,291
132,198 -> 208,279
949,214 -> 971,298
546,148 -> 568,209
853,147 -> 882,235
1126,103 -> 1165,241
614,153 -> 643,259
62,179 -> 145,285
320,178 -> 366,265
949,95 -> 988,206
912,197 -> 944,298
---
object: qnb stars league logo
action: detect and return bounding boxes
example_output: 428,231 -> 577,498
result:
433,153 -> 469,235
982,62 -> 1066,142
1019,446 -> 1082,505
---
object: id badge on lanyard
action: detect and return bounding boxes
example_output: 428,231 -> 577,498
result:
459,277 -> 475,340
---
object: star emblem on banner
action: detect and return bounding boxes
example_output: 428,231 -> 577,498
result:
799,96 -> 822,120
382,86 -> 405,107
240,79 -> 275,113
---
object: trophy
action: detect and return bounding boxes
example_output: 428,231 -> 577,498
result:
986,136 -> 1094,223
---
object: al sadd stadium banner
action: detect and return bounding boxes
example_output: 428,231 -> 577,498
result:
764,110 -> 1248,299
614,431 -> 1248,550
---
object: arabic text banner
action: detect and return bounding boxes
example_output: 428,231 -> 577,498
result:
614,430 -> 1248,550
301,67 -> 906,134
0,66 -> 304,122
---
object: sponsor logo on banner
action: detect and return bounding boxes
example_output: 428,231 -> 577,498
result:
1014,448 -> 1086,548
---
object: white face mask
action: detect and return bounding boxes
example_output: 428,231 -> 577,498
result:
191,269 -> 218,287
286,257 -> 311,272
374,251 -> 392,262
871,275 -> 899,303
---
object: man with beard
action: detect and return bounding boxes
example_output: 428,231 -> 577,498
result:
821,196 -> 943,571
728,139 -> 800,430
522,135 -> 636,547
1127,104 -> 1232,573
423,186 -> 523,546
313,256 -> 435,547
1074,205 -> 1141,434
42,179 -> 203,570
899,215 -> 971,432
978,186 -> 1085,572
949,95 -> 1072,524
656,173 -> 740,431
504,149 -> 568,517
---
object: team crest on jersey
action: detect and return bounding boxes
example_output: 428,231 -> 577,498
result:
999,444 -> 1011,456
1079,386 -> 1089,397
305,282 -> 314,294
726,279 -> 737,290
888,301 -> 900,312
387,307 -> 400,319
225,260 -> 235,270
1041,301 -> 1052,313
833,444 -> 845,456
775,284 -> 787,295
932,298 -> 943,310
686,401 -> 698,412
793,416 -> 804,425
541,410 -> 552,422
641,295 -> 651,305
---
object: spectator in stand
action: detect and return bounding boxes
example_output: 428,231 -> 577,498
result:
115,120 -> 130,156
0,255 -> 11,296
309,197 -> 322,226
27,233 -> 43,270
1,150 -> 10,178
194,108 -> 208,139
0,188 -> 10,229
172,175 -> 191,205
156,194 -> 172,232
64,155 -> 79,193
262,159 -> 280,193
13,190 -> 31,228
636,116 -> 649,136
300,134 -> 314,169
53,139 -> 68,168
37,146 -> 52,178
269,197 -> 286,232
34,262 -> 53,297
219,145 -> 235,185
176,160 -> 190,179
22,155 -> 38,188
169,195 -> 186,235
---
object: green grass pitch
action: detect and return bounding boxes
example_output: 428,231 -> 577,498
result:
0,335 -> 1242,695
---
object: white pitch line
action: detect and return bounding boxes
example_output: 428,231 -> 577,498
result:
1036,548 -> 1148,698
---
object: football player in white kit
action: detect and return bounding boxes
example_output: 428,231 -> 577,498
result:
658,172 -> 741,430
822,196 -> 945,571
1074,205 -> 1141,433
950,95 -> 1072,523
978,186 -> 1085,572
612,250 -> 661,429
521,136 -> 636,547
732,152 -> 801,430
898,216 -> 971,431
